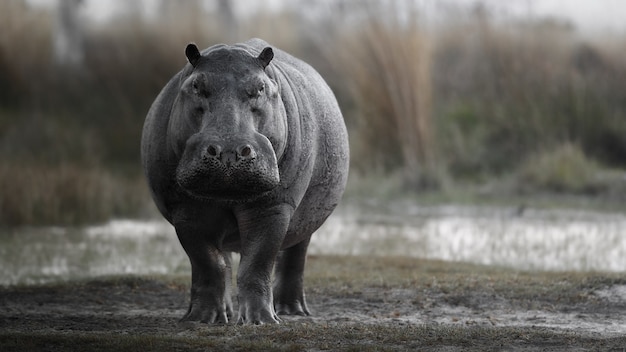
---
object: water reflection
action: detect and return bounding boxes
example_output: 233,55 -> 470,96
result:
312,205 -> 626,272
0,221 -> 187,286
1,204 -> 625,285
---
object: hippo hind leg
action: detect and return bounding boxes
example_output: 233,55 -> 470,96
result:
273,238 -> 311,316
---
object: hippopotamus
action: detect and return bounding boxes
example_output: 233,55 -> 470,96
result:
141,38 -> 349,324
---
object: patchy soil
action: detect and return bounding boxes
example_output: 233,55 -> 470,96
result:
1,256 -> 625,351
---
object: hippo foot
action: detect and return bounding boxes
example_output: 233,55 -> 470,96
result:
180,298 -> 233,324
237,297 -> 280,325
274,300 -> 310,316
273,280 -> 310,316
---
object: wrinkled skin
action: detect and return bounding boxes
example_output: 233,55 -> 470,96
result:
141,38 -> 349,324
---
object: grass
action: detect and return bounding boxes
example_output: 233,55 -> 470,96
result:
344,167 -> 626,216
1,256 -> 625,351
0,163 -> 149,226
304,256 -> 625,304
327,2 -> 436,187
4,326 -> 625,352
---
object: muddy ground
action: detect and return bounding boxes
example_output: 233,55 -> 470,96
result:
1,256 -> 625,351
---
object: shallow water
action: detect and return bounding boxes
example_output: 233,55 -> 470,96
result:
0,220 -> 187,286
1,203 -> 625,285
312,203 -> 626,272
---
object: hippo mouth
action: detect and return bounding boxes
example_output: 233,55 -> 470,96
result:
179,184 -> 275,203
178,180 -> 277,203
176,162 -> 280,203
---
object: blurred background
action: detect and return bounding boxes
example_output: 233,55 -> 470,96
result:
2,0 -> 626,227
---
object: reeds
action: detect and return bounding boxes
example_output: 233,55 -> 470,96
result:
324,1 -> 437,188
0,164 -> 148,226
432,11 -> 626,177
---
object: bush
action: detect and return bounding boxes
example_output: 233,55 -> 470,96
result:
517,143 -> 602,194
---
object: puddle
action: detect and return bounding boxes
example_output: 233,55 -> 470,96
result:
1,203 -> 626,285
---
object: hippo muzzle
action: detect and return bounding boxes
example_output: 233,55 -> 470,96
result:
176,131 -> 280,202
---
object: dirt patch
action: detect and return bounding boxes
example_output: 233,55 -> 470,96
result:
1,257 -> 625,351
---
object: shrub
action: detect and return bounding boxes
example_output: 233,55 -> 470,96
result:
517,143 -> 602,194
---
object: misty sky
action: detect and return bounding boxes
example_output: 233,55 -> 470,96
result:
28,0 -> 626,34
497,0 -> 626,33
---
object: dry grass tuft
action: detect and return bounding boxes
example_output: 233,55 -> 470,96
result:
328,3 -> 437,188
0,164 -> 148,226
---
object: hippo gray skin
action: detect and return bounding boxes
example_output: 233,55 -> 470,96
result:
141,38 -> 349,324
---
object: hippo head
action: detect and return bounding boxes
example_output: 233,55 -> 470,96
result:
170,44 -> 286,202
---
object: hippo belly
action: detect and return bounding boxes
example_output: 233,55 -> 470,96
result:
140,38 -> 349,324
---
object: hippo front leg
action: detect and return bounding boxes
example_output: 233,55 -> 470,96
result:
235,204 -> 293,324
273,238 -> 311,316
174,211 -> 233,324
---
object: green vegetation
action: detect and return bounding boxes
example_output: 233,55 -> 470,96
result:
2,1 -> 626,225
517,142 -> 603,193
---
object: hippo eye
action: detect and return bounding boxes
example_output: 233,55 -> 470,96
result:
192,80 -> 202,94
190,78 -> 210,98
247,82 -> 265,98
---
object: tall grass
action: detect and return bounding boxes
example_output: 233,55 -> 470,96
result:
316,3 -> 626,190
0,1 -> 53,110
432,12 -> 626,177
0,163 -> 148,226
318,1 -> 438,189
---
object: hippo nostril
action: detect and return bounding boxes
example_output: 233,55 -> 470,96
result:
238,145 -> 256,160
240,146 -> 252,158
207,145 -> 221,158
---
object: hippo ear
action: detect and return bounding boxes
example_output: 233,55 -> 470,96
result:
185,43 -> 202,67
258,47 -> 274,69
